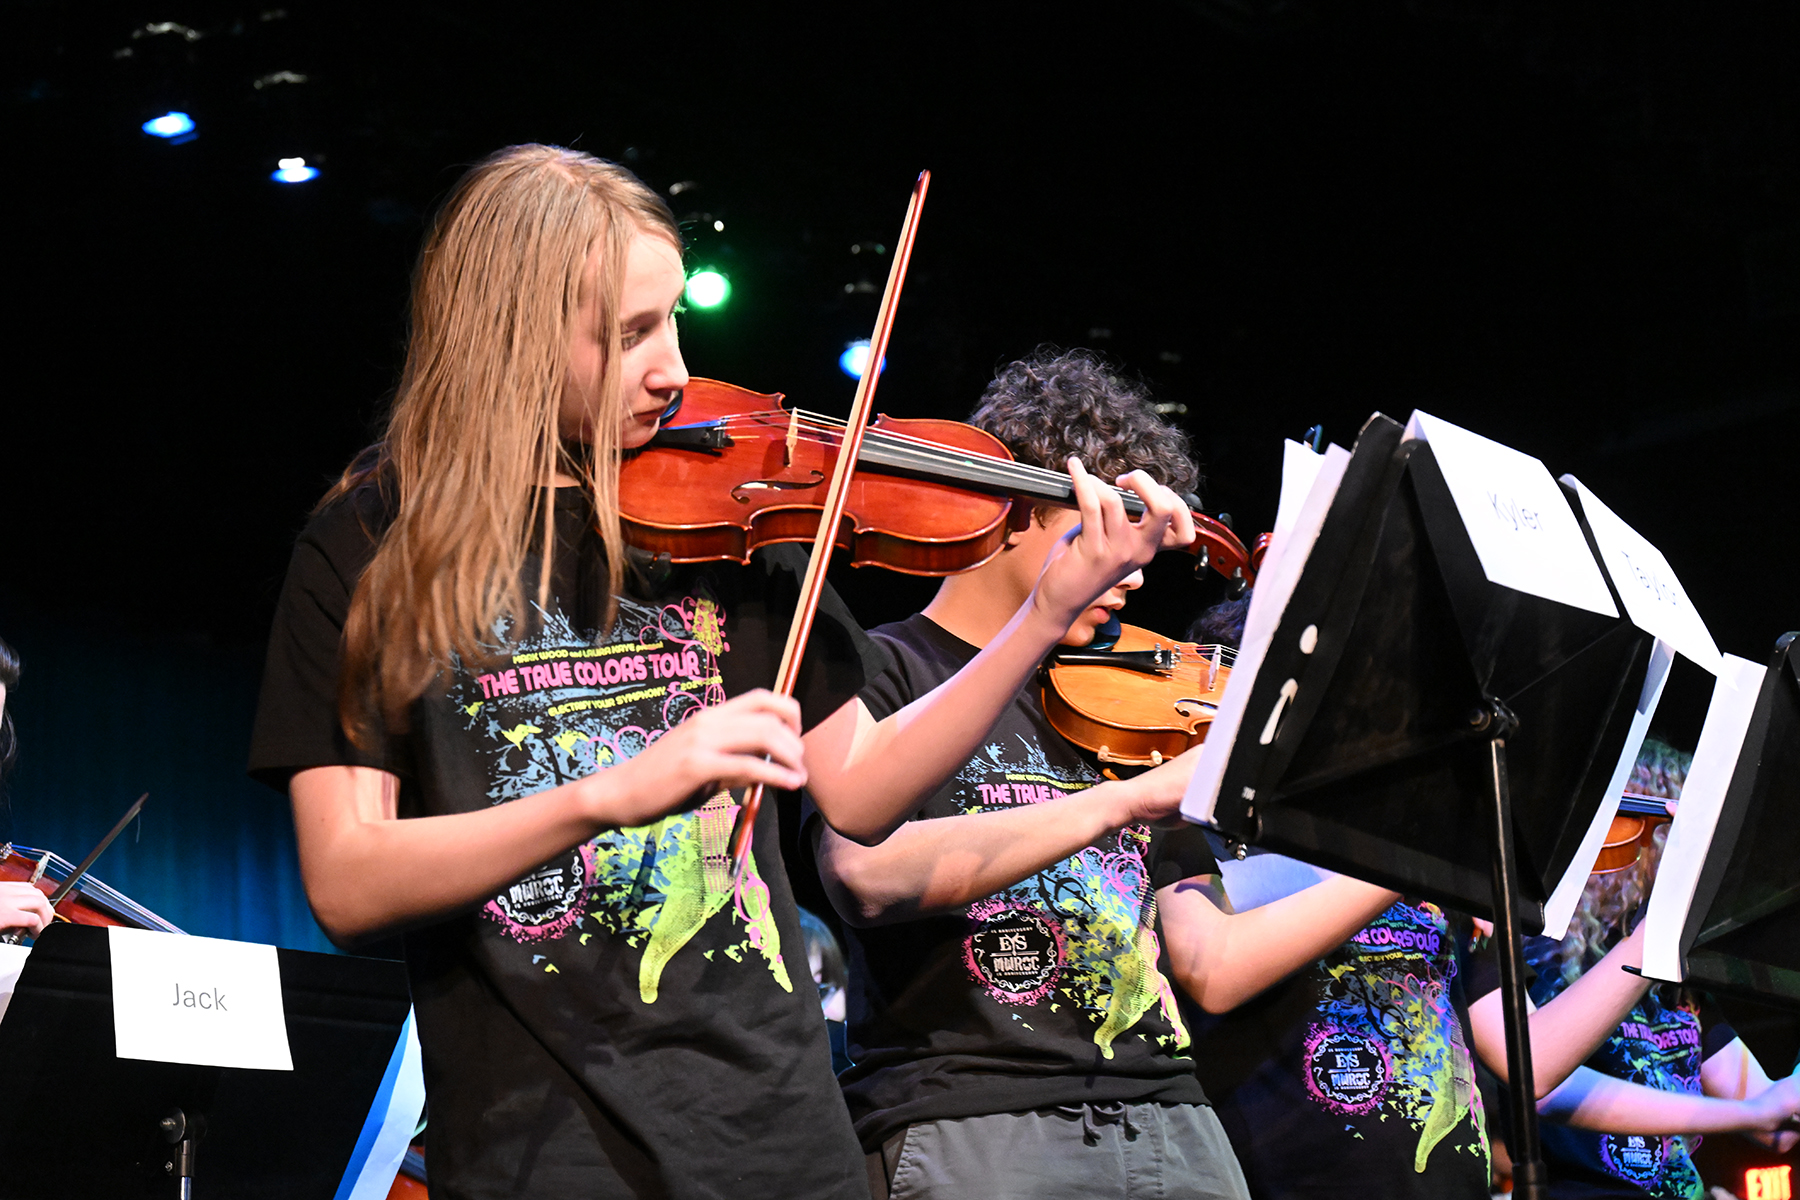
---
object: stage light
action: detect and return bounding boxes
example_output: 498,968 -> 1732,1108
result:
838,340 -> 887,380
685,269 -> 730,309
141,111 -> 195,139
271,157 -> 319,184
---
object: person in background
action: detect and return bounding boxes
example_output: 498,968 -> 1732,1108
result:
0,636 -> 55,940
798,907 -> 852,1073
1513,738 -> 1800,1200
814,351 -> 1404,1200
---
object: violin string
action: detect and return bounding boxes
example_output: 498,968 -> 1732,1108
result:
679,409 -> 1245,536
689,411 -> 1053,494
694,409 -> 1149,504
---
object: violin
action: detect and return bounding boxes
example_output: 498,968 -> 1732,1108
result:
619,378 -> 1257,590
1040,622 -> 1235,768
1592,792 -> 1675,875
0,843 -> 181,933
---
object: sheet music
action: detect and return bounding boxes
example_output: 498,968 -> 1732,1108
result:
1182,440 -> 1351,825
1561,476 -> 1724,675
1404,412 -> 1618,618
1640,653 -> 1767,983
1540,639 -> 1676,939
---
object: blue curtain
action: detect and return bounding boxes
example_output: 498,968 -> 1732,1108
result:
3,624 -> 336,954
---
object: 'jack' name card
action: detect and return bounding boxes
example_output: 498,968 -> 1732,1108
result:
109,927 -> 294,1071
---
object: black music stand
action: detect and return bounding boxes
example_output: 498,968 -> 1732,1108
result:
1655,633 -> 1800,1007
0,922 -> 411,1199
1204,413 -> 1654,1200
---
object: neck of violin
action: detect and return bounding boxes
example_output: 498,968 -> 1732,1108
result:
850,422 -> 1156,518
1617,793 -> 1673,818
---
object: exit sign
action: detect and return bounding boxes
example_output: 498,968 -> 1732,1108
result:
1747,1165 -> 1793,1200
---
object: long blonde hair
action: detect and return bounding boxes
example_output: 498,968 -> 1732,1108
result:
1553,738 -> 1691,984
327,144 -> 680,743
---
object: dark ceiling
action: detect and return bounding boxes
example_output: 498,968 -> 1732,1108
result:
6,0 -> 1799,737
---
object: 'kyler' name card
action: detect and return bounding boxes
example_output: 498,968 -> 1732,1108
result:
1405,412 -> 1618,618
109,926 -> 293,1070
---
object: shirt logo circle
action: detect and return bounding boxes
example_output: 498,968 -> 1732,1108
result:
964,901 -> 1064,1004
1600,1133 -> 1666,1186
488,847 -> 589,942
1304,1023 -> 1391,1114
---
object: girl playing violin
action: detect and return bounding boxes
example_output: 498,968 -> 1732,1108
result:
1516,739 -> 1800,1199
247,145 -> 1193,1199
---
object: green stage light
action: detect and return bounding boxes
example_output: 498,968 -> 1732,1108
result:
686,269 -> 730,309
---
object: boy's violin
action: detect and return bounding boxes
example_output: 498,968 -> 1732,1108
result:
1039,620 -> 1235,768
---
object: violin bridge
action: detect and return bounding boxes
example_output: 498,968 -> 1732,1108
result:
785,408 -> 800,466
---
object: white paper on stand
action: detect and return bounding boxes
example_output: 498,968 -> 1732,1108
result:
109,926 -> 294,1070
1561,477 -> 1724,675
1540,639 -> 1677,939
1274,440 -> 1327,546
1183,441 -> 1351,826
1640,654 -> 1767,983
1404,412 -> 1617,618
0,943 -> 30,1024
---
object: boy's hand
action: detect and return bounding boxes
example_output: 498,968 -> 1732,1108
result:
1031,460 -> 1195,632
1105,746 -> 1203,830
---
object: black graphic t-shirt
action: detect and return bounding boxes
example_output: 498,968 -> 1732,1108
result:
1190,898 -> 1491,1199
249,484 -> 886,1200
821,614 -> 1217,1152
1519,935 -> 1735,1200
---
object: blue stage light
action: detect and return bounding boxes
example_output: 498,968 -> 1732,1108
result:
271,157 -> 319,184
838,339 -> 888,380
141,112 -> 196,139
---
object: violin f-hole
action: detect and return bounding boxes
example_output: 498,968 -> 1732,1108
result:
731,471 -> 825,503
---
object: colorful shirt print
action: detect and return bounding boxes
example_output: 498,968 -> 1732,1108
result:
1305,901 -> 1487,1173
249,487 -> 878,1198
950,737 -> 1188,1056
455,590 -> 791,1001
1527,936 -> 1725,1200
833,614 -> 1215,1152
1192,896 -> 1491,1200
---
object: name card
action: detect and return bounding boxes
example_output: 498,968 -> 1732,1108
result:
1405,412 -> 1618,618
109,927 -> 293,1071
1562,476 -> 1723,675
0,943 -> 29,1024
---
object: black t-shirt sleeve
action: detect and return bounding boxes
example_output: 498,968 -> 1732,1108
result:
1152,826 -> 1220,889
854,630 -> 916,724
753,544 -> 889,732
248,495 -> 407,790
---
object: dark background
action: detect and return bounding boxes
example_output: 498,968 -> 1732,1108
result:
1,0 -> 1796,1097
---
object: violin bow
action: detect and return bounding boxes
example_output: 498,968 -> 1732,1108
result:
48,792 -> 148,908
729,170 -> 931,879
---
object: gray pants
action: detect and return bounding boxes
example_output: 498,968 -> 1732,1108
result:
866,1102 -> 1252,1200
